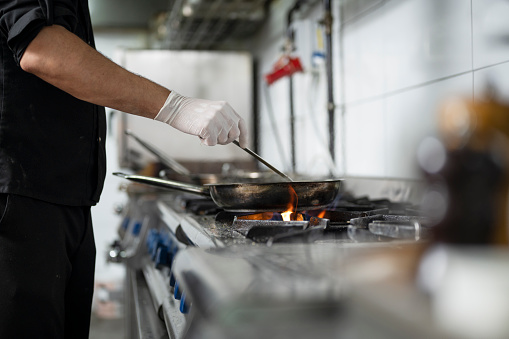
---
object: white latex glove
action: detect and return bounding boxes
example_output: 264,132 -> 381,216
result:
154,91 -> 248,148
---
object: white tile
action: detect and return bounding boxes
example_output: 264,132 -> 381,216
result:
342,0 -> 472,104
343,9 -> 386,103
386,74 -> 473,179
343,100 -> 387,177
473,0 -> 509,69
334,108 -> 346,177
383,0 -> 471,93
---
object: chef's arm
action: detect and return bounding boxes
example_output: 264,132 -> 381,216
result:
20,25 -> 248,147
20,25 -> 168,119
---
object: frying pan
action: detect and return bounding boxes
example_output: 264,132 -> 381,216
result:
113,172 -> 342,212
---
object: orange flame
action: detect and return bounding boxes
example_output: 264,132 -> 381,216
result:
281,210 -> 292,221
317,210 -> 326,219
238,212 -> 275,220
281,185 -> 304,221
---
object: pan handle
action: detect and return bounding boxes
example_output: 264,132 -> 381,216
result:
113,172 -> 210,196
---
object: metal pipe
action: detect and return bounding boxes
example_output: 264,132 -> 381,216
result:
338,3 -> 347,176
286,0 -> 305,172
323,0 -> 335,162
289,74 -> 297,172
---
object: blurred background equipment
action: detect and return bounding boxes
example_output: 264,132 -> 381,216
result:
423,95 -> 509,246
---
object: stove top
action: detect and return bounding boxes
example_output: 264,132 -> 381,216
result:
157,191 -> 432,249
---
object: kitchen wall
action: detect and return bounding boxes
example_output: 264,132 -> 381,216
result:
250,0 -> 509,180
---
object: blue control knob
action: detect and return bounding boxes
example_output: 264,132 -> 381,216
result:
132,221 -> 142,236
151,240 -> 161,260
174,282 -> 182,300
121,217 -> 130,230
146,230 -> 152,249
180,293 -> 189,314
167,246 -> 178,268
155,245 -> 169,269
146,229 -> 159,252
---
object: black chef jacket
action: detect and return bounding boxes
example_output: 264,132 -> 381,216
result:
0,0 -> 106,206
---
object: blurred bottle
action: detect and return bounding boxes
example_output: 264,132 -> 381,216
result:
419,96 -> 509,245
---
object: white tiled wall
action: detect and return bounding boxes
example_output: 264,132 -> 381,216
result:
343,99 -> 386,177
342,4 -> 386,104
251,0 -> 509,180
472,0 -> 509,70
381,0 -> 471,94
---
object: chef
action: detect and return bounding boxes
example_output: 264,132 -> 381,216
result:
0,0 -> 248,338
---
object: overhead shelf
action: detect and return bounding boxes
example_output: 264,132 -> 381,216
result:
160,0 -> 269,50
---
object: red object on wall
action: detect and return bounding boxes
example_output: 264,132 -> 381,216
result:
265,56 -> 304,85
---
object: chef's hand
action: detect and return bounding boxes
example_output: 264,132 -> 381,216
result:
154,91 -> 248,148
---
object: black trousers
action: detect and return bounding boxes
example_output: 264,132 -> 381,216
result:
0,194 -> 96,339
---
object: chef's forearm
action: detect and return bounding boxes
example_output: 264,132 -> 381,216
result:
20,25 -> 169,118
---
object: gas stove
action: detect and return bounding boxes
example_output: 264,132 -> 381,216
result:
158,192 -> 430,247
109,179 -> 431,339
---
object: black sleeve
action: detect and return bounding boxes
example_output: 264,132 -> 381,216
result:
0,0 -> 78,65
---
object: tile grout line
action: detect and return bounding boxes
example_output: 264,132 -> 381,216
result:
339,57 -> 509,110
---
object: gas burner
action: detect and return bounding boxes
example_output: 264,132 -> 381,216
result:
306,208 -> 389,226
205,195 -> 429,245
156,192 -> 431,249
331,194 -> 419,215
348,214 -> 432,242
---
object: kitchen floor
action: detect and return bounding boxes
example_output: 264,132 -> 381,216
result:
89,281 -> 125,339
89,313 -> 124,339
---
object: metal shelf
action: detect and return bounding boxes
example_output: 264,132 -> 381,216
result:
161,0 -> 269,50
